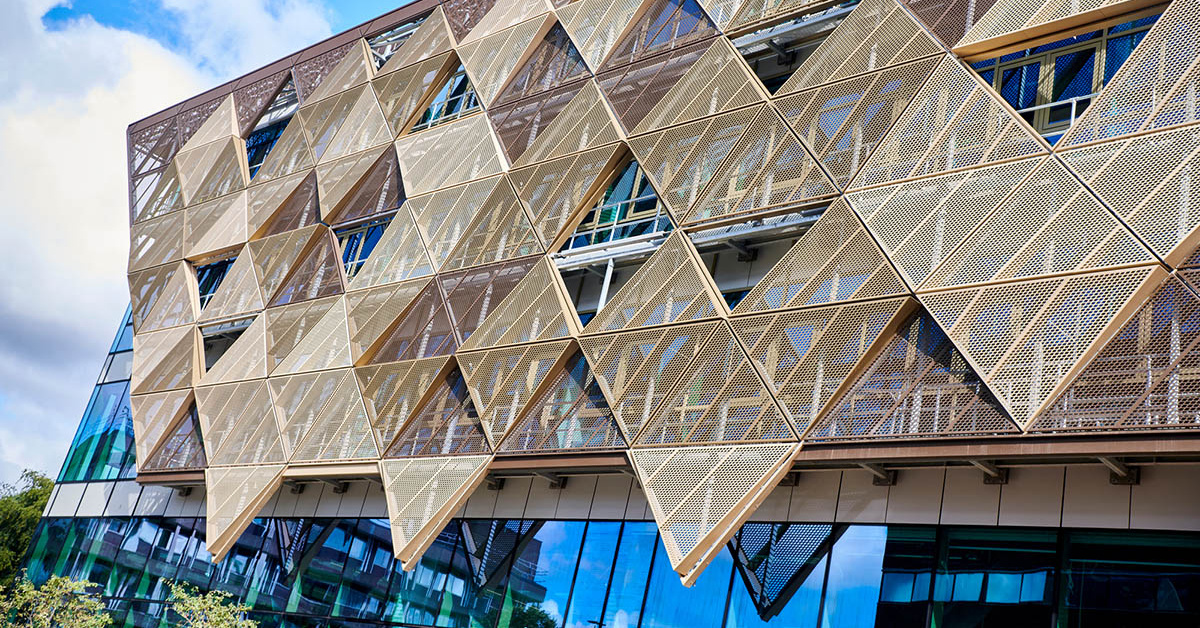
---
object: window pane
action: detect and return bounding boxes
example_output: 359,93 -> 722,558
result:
497,520 -> 586,628
641,532 -> 732,628
821,525 -> 887,628
602,522 -> 660,628
1063,530 -> 1200,625
1000,62 -> 1040,118
58,380 -> 134,482
563,521 -> 620,628
875,527 -> 935,626
933,528 -> 1056,627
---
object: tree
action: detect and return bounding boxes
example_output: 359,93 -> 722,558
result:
509,603 -> 557,628
0,574 -> 110,627
0,470 -> 54,587
168,582 -> 257,628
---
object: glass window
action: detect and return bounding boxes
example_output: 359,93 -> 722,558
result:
602,521 -> 658,628
99,351 -> 133,384
496,520 -> 586,628
931,528 -> 1057,627
412,64 -> 480,132
565,160 -> 671,251
195,257 -> 236,308
641,532 -> 733,628
563,521 -> 621,628
821,525 -> 887,628
725,524 -> 831,628
58,380 -> 134,482
1062,530 -> 1200,625
332,519 -> 396,621
111,308 -> 134,352
336,219 -> 391,279
246,79 -> 299,178
875,527 -> 936,626
368,17 -> 425,67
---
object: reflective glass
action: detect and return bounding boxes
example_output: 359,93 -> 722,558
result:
641,533 -> 733,628
602,521 -> 658,628
333,519 -> 396,621
563,521 -> 621,628
821,525 -> 887,628
58,380 -> 135,482
496,520 -> 586,628
931,528 -> 1056,627
1062,530 -> 1200,626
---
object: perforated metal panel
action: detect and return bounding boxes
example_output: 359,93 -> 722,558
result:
205,464 -> 285,561
348,209 -> 436,289
345,279 -> 431,360
316,146 -> 391,215
264,295 -> 343,372
732,199 -> 908,314
922,265 -> 1162,425
438,178 -> 545,271
246,171 -> 317,236
379,455 -> 492,565
853,56 -> 1047,189
383,365 -> 491,456
510,81 -> 623,167
129,261 -> 197,334
201,314 -> 268,385
810,311 -> 1018,441
358,356 -> 453,448
636,323 -> 797,445
498,351 -> 627,452
731,297 -> 911,430
555,0 -> 645,69
267,228 -> 346,307
458,257 -> 577,350
457,16 -> 547,105
687,105 -> 837,226
457,340 -> 572,443
580,321 -> 721,437
129,211 -> 184,273
899,0 -> 1000,48
289,369 -> 379,461
248,119 -> 315,184
846,157 -> 1042,287
597,40 -> 713,132
1031,276 -> 1200,433
131,389 -> 194,471
439,256 -> 541,343
774,0 -> 942,95
132,325 -> 197,395
394,115 -> 506,195
379,7 -> 455,74
196,379 -> 287,466
409,176 -> 504,268
583,231 -> 725,334
374,53 -> 455,136
248,225 -> 323,302
958,0 -> 1109,48
633,38 -> 763,134
366,280 -> 460,362
184,191 -> 248,260
631,443 -> 799,580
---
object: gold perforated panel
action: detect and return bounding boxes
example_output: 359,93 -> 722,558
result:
129,211 -> 184,272
199,250 -> 264,323
583,231 -> 725,334
366,280 -> 459,362
250,120 -> 315,184
184,191 -> 248,260
628,105 -> 762,218
304,40 -> 374,106
633,38 -> 762,134
555,0 -> 643,69
846,157 -> 1042,287
385,366 -> 490,457
271,296 -> 353,375
511,81 -> 622,167
636,323 -> 797,445
687,105 -> 837,226
264,296 -> 340,371
580,321 -> 720,438
344,280 -> 430,361
775,0 -> 942,95
509,144 -> 622,246
732,297 -> 911,430
810,311 -> 1019,441
776,57 -> 939,187
180,96 -> 238,153
457,340 -> 572,443
132,325 -> 197,395
922,265 -> 1161,424
498,351 -> 626,452
379,6 -> 454,74
631,443 -> 799,579
379,455 -> 492,565
248,225 -> 322,302
267,369 -> 343,458
131,389 -> 193,470
922,159 -> 1154,290
205,464 -> 285,561
1061,125 -> 1200,265
348,209 -> 436,289
132,163 -> 184,225
408,176 -> 501,268
358,356 -> 453,449
129,261 -> 196,334
439,178 -> 544,271
315,145 -> 390,215
958,0 -> 1108,48
458,257 -> 576,350
733,199 -> 908,315
201,314 -> 268,385
457,16 -> 546,105
195,379 -> 287,466
853,56 -> 1047,189
440,256 -> 541,343
374,53 -> 455,136
175,137 -> 249,206
394,115 -> 506,195
290,369 -> 379,461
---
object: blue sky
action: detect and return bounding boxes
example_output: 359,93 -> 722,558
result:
0,0 -> 418,485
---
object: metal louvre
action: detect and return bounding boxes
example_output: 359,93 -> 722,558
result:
205,464 -> 286,561
731,297 -> 913,431
808,310 -> 1020,441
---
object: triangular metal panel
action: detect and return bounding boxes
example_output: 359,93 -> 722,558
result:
635,323 -> 798,445
316,145 -> 391,222
374,52 -> 457,136
272,295 -> 353,375
394,115 -> 505,195
132,163 -> 185,224
247,171 -> 320,237
267,227 -> 346,307
555,0 -> 645,70
583,230 -> 725,334
731,296 -> 914,432
498,351 -> 627,452
345,279 -> 431,361
510,81 -> 623,167
366,280 -> 459,362
808,310 -> 1018,441
131,389 -> 194,470
731,199 -> 909,315
490,80 -> 590,163
898,0 -> 1000,48
439,177 -> 545,271
459,0 -> 552,45
206,464 -> 286,561
195,379 -> 287,466
457,340 -> 574,443
457,15 -> 549,105
632,38 -> 764,135
458,257 -> 579,350
201,314 -> 269,385
185,191 -> 248,260
324,145 -> 405,226
508,143 -> 624,247
180,95 -> 239,154
384,365 -> 492,456
851,55 -> 1047,189
129,261 -> 197,334
358,356 -> 454,449
379,454 -> 493,567
248,224 -> 323,302
129,211 -> 184,273
200,249 -> 265,323
631,443 -> 800,583
439,256 -> 542,344
600,0 -> 719,71
175,136 -> 249,206
249,117 -> 315,184
378,6 -> 455,74
140,406 -> 207,471
304,39 -> 375,105
290,369 -> 379,461
408,176 -> 504,269
596,39 -> 714,132
492,22 -> 590,107
348,208 -> 436,289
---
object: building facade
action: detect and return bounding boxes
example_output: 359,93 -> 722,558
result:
22,0 -> 1200,624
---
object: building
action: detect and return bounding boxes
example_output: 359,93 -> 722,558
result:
21,0 -> 1200,624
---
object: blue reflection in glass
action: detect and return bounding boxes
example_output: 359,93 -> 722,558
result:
602,522 -> 657,628
641,534 -> 732,628
820,525 -> 887,628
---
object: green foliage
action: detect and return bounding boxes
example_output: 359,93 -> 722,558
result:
0,470 -> 54,587
509,604 -> 557,628
0,574 -> 110,627
168,582 -> 257,628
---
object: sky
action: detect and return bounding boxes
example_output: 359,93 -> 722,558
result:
0,0 -> 412,485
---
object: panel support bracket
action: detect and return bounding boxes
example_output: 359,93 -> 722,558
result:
859,463 -> 897,486
1099,457 -> 1140,485
969,460 -> 1009,485
534,472 -> 568,489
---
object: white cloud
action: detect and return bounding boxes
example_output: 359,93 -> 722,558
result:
0,0 -> 333,483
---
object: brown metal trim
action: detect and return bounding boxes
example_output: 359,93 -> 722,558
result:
792,433 -> 1200,465
127,0 -> 441,135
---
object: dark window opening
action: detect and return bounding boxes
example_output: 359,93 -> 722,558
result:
195,257 -> 235,309
564,159 -> 672,252
246,78 -> 299,178
722,289 -> 751,309
336,218 -> 392,279
412,64 -> 480,131
200,317 -> 254,369
969,14 -> 1160,143
734,1 -> 858,93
